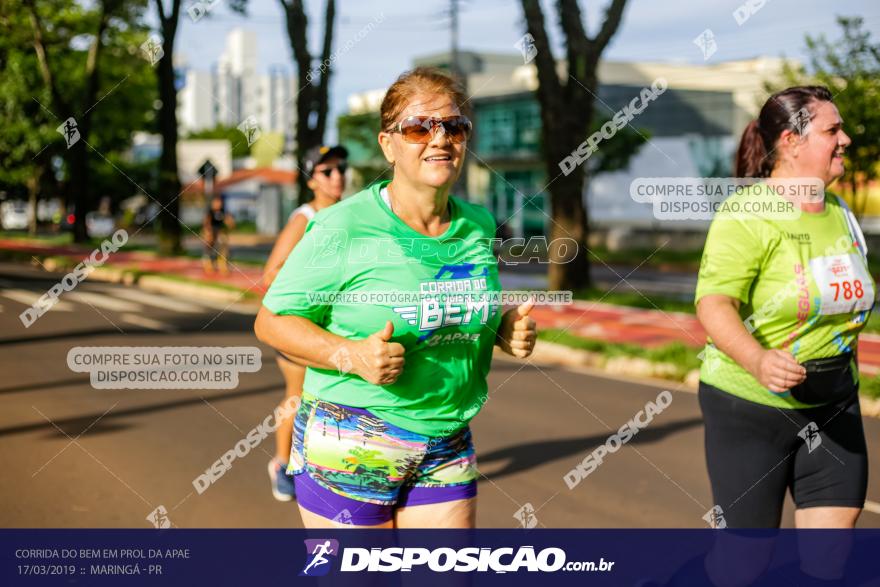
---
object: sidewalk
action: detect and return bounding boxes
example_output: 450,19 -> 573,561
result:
3,236 -> 880,375
0,237 -> 266,295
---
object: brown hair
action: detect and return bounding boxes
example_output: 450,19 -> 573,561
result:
735,86 -> 834,178
380,67 -> 471,132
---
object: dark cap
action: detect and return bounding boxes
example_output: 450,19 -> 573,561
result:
303,145 -> 348,176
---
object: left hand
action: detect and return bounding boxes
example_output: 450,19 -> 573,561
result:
497,299 -> 537,359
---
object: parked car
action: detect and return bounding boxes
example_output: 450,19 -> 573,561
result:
1,201 -> 30,230
86,212 -> 115,238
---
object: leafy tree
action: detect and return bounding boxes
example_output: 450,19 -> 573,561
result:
336,110 -> 392,188
187,124 -> 252,159
0,3 -> 59,233
23,0 -> 149,242
3,0 -> 155,235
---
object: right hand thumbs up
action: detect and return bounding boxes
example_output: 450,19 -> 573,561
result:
352,320 -> 405,385
375,320 -> 394,342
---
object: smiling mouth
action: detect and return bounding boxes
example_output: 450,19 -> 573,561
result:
424,155 -> 452,162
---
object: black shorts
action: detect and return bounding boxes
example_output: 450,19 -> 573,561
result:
699,380 -> 867,528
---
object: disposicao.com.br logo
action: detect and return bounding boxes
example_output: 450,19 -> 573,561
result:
299,539 -> 615,575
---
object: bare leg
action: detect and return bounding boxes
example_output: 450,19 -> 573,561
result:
394,498 -> 476,529
274,356 -> 304,463
299,505 -> 393,529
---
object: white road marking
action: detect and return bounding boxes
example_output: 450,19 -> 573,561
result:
1,289 -> 74,311
66,291 -> 142,313
112,288 -> 204,313
863,500 -> 880,515
119,313 -> 176,332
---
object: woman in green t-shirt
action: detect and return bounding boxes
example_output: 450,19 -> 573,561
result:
695,85 -> 871,541
254,67 -> 537,529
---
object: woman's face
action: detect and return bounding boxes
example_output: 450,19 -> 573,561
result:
378,93 -> 466,191
307,155 -> 346,202
780,100 -> 851,185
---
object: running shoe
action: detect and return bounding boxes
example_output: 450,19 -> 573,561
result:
267,458 -> 296,502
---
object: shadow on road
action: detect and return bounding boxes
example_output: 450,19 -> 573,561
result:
0,315 -> 258,346
0,376 -> 92,396
0,382 -> 281,439
476,416 -> 703,481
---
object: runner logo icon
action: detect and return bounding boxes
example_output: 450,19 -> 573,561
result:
300,539 -> 339,576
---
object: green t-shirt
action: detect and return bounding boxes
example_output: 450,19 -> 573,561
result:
262,180 -> 503,436
695,186 -> 874,407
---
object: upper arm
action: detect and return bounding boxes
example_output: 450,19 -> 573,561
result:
695,217 -> 766,306
262,214 -> 309,285
262,219 -> 347,323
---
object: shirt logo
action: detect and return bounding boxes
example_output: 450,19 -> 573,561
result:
785,232 -> 810,243
392,263 -> 497,344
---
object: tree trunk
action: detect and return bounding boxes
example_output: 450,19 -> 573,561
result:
546,161 -> 591,291
281,0 -> 335,205
156,36 -> 181,255
68,138 -> 90,242
539,96 -> 593,291
27,164 -> 43,236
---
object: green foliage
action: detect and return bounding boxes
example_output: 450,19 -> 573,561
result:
587,116 -> 650,175
538,329 -> 701,379
860,374 -> 880,399
336,111 -> 391,187
0,0 -> 156,210
186,125 -> 251,159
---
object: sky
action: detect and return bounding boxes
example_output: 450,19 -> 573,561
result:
170,0 -> 879,141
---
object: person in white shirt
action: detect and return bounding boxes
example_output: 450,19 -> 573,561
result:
261,145 -> 348,501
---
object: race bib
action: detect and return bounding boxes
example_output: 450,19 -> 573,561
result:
809,252 -> 874,315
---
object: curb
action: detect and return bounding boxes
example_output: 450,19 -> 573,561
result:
7,249 -> 259,305
525,340 -> 699,389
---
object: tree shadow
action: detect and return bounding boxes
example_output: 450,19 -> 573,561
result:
476,416 -> 703,481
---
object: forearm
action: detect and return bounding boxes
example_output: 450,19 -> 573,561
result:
696,295 -> 764,374
254,306 -> 352,371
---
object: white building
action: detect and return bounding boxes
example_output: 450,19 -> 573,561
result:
177,29 -> 297,147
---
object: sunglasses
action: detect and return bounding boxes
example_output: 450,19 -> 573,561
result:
387,115 -> 472,144
314,162 -> 347,177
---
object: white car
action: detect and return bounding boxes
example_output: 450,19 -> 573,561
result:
86,212 -> 115,237
1,201 -> 30,230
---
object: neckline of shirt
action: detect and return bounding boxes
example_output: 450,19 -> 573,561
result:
376,182 -> 459,240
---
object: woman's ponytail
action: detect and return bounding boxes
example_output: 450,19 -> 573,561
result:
734,119 -> 769,178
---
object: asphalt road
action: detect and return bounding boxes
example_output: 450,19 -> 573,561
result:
1,263 -> 879,529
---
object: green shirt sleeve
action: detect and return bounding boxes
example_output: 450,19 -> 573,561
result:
695,216 -> 766,305
261,217 -> 347,324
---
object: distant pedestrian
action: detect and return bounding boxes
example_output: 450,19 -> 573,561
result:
202,196 -> 235,274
